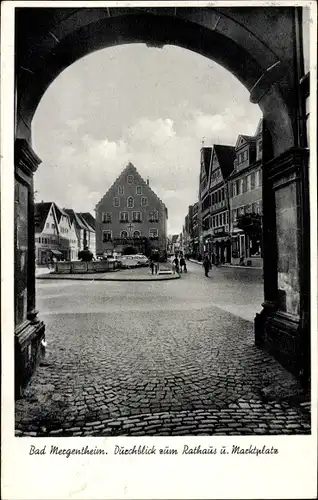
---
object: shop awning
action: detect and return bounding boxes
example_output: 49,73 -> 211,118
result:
51,249 -> 63,256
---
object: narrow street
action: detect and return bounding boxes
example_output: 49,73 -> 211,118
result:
15,262 -> 310,436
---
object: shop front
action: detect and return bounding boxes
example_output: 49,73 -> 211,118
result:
213,228 -> 231,265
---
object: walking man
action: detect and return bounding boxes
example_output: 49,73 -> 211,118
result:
203,253 -> 211,277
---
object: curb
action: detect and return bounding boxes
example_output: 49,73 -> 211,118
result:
36,274 -> 180,282
188,259 -> 262,270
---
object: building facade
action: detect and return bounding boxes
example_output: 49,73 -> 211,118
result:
209,145 -> 236,264
95,163 -> 168,257
228,121 -> 263,265
199,147 -> 213,258
35,202 -> 62,264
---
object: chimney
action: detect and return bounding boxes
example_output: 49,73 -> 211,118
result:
147,177 -> 149,186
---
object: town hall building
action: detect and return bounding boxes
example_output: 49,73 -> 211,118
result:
95,163 -> 168,257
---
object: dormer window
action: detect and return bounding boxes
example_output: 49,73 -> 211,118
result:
127,196 -> 134,208
127,175 -> 134,184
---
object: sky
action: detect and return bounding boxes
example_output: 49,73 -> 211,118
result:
33,43 -> 261,235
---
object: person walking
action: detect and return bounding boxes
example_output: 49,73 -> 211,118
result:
149,259 -> 155,275
203,253 -> 211,277
173,254 -> 180,274
179,253 -> 187,273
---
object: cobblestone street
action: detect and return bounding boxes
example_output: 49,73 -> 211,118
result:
15,262 -> 311,436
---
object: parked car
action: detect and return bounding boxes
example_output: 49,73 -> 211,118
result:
118,255 -> 139,268
134,254 -> 149,266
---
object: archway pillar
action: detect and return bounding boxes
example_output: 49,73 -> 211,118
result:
14,138 -> 46,398
255,140 -> 310,387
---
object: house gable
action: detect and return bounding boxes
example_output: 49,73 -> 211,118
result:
95,162 -> 167,214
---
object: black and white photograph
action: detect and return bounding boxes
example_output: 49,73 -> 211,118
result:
1,1 -> 317,498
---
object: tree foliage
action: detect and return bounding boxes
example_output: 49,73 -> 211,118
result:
78,249 -> 93,261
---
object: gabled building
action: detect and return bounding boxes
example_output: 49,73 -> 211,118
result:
191,201 -> 201,258
78,213 -> 96,256
54,205 -> 72,261
35,202 -> 63,264
209,145 -> 236,263
63,209 -> 95,258
199,147 -> 213,255
228,120 -> 263,265
95,162 -> 168,257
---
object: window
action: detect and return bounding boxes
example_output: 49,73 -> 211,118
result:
226,212 -> 229,224
132,211 -> 142,222
239,178 -> 244,194
46,223 -> 49,229
149,228 -> 158,238
51,223 -> 55,229
127,175 -> 134,184
102,212 -> 111,223
133,230 -> 141,238
136,186 -> 142,195
246,175 -> 251,191
141,197 -> 148,207
119,211 -> 129,222
121,230 -> 128,238
127,196 -> 134,208
232,182 -> 237,197
232,209 -> 237,222
113,197 -> 120,207
118,185 -> 124,195
102,231 -> 112,242
243,150 -> 248,161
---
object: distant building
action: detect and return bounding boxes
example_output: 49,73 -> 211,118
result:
64,209 -> 96,258
228,120 -> 263,265
79,212 -> 96,256
35,202 -> 62,264
209,145 -> 236,264
198,147 -> 213,257
35,203 -> 96,263
95,163 -> 168,257
191,201 -> 201,257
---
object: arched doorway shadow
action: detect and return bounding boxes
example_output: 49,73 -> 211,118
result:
14,6 -> 310,396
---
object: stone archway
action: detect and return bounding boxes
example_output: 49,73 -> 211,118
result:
14,6 -> 310,396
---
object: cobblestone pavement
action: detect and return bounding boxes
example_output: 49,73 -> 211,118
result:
16,262 -> 311,436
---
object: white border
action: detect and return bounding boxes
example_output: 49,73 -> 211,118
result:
1,2 -> 317,499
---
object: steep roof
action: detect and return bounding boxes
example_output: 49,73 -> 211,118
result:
214,145 -> 236,180
201,147 -> 212,179
34,202 -> 53,232
54,203 -> 69,222
79,212 -> 96,231
95,162 -> 167,211
64,208 -> 88,231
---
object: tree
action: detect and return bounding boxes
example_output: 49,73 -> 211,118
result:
78,249 -> 93,261
236,213 -> 263,255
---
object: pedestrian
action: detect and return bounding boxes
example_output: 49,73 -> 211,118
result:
173,255 -> 180,273
203,253 -> 211,277
149,259 -> 155,275
179,253 -> 187,273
